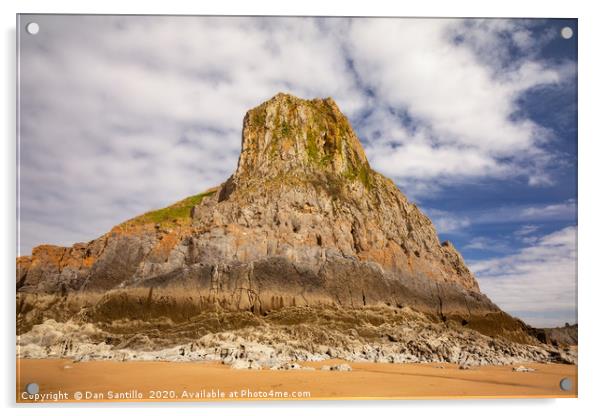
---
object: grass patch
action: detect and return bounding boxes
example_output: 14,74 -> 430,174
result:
251,109 -> 266,127
306,130 -> 320,162
357,163 -> 372,189
122,190 -> 216,228
279,120 -> 292,138
343,162 -> 373,190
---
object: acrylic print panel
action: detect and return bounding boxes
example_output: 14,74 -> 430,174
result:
16,14 -> 578,402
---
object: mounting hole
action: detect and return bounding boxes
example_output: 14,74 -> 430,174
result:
26,22 -> 40,35
560,26 -> 573,40
559,377 -> 573,391
25,383 -> 39,394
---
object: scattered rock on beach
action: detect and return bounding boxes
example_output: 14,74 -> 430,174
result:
321,364 -> 352,372
513,365 -> 535,372
334,364 -> 352,371
230,359 -> 261,370
269,362 -> 315,371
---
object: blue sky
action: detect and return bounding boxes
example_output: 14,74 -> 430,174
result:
18,16 -> 577,327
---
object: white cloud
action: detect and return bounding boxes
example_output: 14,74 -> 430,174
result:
464,236 -> 511,253
346,19 -> 572,196
513,224 -> 541,244
514,224 -> 540,236
519,199 -> 577,221
425,209 -> 471,234
425,199 -> 576,235
472,226 -> 577,327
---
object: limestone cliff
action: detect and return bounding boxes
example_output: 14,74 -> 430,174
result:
18,93 -> 509,327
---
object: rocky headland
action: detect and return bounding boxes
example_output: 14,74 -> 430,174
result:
16,93 -> 577,369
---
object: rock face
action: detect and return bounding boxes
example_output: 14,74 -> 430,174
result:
17,93 -> 527,340
528,324 -> 578,346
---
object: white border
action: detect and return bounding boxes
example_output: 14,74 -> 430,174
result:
2,1 -> 600,415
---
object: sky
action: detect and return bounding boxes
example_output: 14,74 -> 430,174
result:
18,16 -> 577,328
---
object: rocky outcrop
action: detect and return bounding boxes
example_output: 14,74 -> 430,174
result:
528,324 -> 578,346
17,93 -> 530,342
16,306 -> 577,367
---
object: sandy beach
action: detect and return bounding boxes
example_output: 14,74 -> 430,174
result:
17,359 -> 577,402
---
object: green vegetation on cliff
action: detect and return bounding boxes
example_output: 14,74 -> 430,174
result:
123,190 -> 216,227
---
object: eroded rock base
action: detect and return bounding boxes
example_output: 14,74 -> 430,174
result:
17,294 -> 576,369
